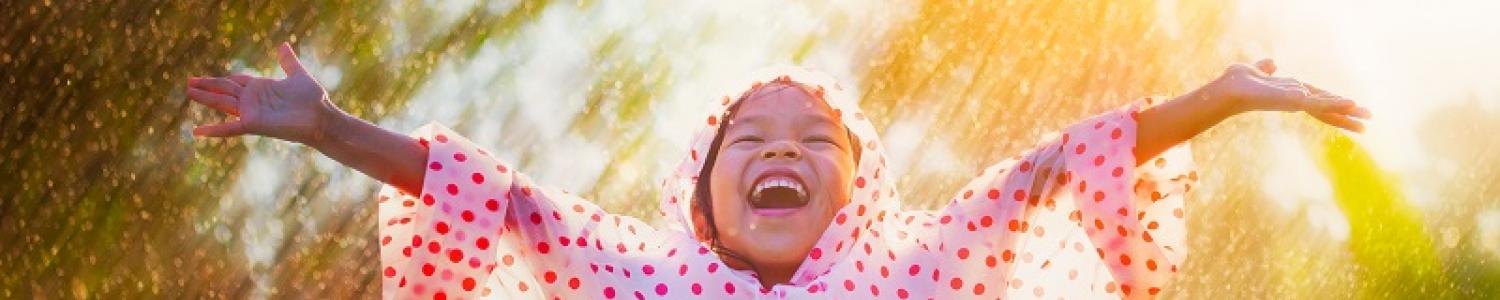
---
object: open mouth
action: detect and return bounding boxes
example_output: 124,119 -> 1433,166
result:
748,171 -> 810,213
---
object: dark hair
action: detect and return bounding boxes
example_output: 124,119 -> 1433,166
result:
691,83 -> 862,277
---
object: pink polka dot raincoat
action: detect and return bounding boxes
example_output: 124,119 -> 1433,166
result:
376,67 -> 1197,299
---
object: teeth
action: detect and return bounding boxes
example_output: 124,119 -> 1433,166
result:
751,176 -> 807,200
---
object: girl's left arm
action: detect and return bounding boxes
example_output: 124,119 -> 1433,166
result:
1135,59 -> 1371,165
892,59 -> 1369,299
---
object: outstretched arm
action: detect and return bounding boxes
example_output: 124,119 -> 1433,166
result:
1135,59 -> 1372,165
186,43 -> 427,194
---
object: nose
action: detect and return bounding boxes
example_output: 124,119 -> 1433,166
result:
760,141 -> 800,160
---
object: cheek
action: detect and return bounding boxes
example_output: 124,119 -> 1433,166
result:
706,154 -> 749,218
813,154 -> 857,208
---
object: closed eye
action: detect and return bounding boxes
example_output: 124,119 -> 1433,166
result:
731,136 -> 764,145
803,136 -> 841,148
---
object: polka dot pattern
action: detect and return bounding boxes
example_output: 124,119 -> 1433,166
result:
377,67 -> 1196,299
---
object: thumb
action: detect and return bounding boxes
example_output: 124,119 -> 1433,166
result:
276,42 -> 310,78
1254,59 -> 1277,75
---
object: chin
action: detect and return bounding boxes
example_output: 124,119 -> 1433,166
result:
739,231 -> 817,263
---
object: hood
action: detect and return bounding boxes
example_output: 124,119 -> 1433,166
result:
656,66 -> 899,284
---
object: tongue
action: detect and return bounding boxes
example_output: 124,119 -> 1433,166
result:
752,187 -> 807,209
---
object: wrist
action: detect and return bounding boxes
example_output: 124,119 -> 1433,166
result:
307,98 -> 348,150
1198,77 -> 1245,119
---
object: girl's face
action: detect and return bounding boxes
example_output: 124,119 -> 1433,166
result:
707,83 -> 858,270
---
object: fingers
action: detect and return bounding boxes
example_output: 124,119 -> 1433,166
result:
193,121 -> 248,137
276,42 -> 310,78
1310,111 -> 1366,133
1300,82 -> 1373,119
1345,105 -> 1373,119
228,73 -> 256,85
1255,59 -> 1277,75
188,77 -> 242,95
186,87 -> 241,116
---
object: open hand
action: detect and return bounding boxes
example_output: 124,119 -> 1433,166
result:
186,42 -> 338,144
1212,59 -> 1373,132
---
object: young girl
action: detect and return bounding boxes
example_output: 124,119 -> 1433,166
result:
186,43 -> 1369,299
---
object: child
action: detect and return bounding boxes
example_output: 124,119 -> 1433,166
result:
186,43 -> 1369,299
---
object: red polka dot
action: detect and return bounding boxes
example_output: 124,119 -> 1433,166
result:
472,173 -> 485,184
950,278 -> 963,290
446,184 -> 459,195
448,249 -> 464,262
476,237 -> 489,250
429,162 -> 443,171
462,277 -> 476,291
453,152 -> 467,162
485,199 -> 500,211
655,283 -> 669,295
724,282 -> 736,294
537,242 -> 550,254
384,266 -> 396,277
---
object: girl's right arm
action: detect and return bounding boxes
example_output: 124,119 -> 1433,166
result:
185,43 -> 427,194
188,43 -> 683,299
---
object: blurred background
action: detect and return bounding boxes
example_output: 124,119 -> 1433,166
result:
1,0 -> 1496,298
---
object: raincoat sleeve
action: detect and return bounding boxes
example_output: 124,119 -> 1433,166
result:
374,123 -> 666,299
919,98 -> 1196,299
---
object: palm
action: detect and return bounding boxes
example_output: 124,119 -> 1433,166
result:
1215,60 -> 1372,132
187,43 -> 333,144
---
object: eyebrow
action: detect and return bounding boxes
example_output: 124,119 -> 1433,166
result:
729,113 -> 841,129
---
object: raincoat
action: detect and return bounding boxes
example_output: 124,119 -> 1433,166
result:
376,67 -> 1197,299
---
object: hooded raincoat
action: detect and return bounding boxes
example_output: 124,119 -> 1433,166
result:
376,67 -> 1197,299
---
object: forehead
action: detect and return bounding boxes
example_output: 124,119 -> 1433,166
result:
729,83 -> 841,126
